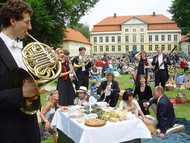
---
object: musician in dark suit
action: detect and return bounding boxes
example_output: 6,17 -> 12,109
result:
72,47 -> 91,90
152,47 -> 171,89
144,86 -> 176,137
0,1 -> 40,143
97,72 -> 120,107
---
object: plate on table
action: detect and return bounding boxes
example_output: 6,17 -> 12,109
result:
60,107 -> 69,112
69,113 -> 85,119
96,102 -> 107,107
102,106 -> 114,112
68,105 -> 81,110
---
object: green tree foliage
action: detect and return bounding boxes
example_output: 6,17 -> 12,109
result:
23,0 -> 99,48
168,0 -> 190,40
68,22 -> 90,38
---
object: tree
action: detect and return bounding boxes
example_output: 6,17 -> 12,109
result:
67,22 -> 90,38
0,0 -> 7,31
168,0 -> 190,40
24,0 -> 99,48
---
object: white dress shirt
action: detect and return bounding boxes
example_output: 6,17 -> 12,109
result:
158,54 -> 165,69
79,55 -> 86,71
0,32 -> 27,70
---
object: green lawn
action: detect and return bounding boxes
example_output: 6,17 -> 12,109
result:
40,74 -> 190,143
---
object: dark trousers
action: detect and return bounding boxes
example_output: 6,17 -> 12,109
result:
76,71 -> 89,90
155,69 -> 167,89
99,94 -> 119,107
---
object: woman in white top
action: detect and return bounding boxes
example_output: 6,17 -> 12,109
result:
119,90 -> 149,124
40,90 -> 62,131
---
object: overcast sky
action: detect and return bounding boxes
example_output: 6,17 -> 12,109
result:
79,0 -> 173,31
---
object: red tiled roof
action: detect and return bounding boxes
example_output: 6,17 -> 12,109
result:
63,28 -> 89,44
92,25 -> 121,32
148,23 -> 180,30
180,33 -> 190,42
92,14 -> 179,32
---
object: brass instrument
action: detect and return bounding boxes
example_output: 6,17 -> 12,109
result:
8,32 -> 62,115
74,55 -> 90,72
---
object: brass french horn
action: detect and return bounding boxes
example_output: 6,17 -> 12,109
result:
74,55 -> 90,72
8,32 -> 62,115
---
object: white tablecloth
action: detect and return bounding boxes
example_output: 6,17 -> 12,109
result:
51,109 -> 151,143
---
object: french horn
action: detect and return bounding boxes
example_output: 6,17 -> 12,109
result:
74,55 -> 90,72
8,32 -> 62,115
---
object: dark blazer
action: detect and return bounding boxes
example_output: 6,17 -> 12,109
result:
0,38 -> 40,143
152,54 -> 171,80
72,56 -> 91,75
97,80 -> 120,107
149,95 -> 176,134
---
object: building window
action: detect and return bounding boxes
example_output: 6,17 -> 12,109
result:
94,46 -> 97,52
155,35 -> 159,41
174,35 -> 178,41
118,45 -> 121,51
149,35 -> 152,42
126,45 -> 129,51
125,28 -> 129,32
106,46 -> 109,52
162,45 -> 165,51
100,46 -> 103,52
99,37 -> 103,43
133,35 -> 136,43
140,35 -> 144,42
106,37 -> 109,42
168,44 -> 171,51
149,45 -> 152,51
132,28 -> 137,33
117,36 -> 121,43
155,45 -> 158,51
168,35 -> 171,41
125,36 -> 129,43
161,35 -> 165,41
112,46 -> 115,51
132,45 -> 137,52
141,45 -> 144,51
140,28 -> 144,33
94,37 -> 97,43
112,36 -> 115,42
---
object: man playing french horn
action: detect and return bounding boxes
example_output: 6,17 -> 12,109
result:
72,47 -> 92,90
0,1 -> 63,143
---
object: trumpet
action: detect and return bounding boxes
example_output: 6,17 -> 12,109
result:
8,32 -> 62,115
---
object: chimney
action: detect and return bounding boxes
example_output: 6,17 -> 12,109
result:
114,13 -> 116,18
153,12 -> 156,16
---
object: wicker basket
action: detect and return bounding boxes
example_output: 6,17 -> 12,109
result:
176,93 -> 189,104
166,86 -> 174,91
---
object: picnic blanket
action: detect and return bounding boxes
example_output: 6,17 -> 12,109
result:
142,118 -> 190,143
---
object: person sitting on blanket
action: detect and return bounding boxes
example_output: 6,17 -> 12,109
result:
143,86 -> 176,137
40,90 -> 62,140
74,86 -> 97,105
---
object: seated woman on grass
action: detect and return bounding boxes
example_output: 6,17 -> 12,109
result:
119,90 -> 149,124
40,90 -> 62,140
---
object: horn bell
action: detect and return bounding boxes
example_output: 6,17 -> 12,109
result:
8,41 -> 62,115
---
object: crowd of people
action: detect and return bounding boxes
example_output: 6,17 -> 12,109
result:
0,1 -> 189,142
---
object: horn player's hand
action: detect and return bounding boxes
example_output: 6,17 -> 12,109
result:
22,78 -> 39,98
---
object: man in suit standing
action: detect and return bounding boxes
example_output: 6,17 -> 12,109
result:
0,1 -> 40,143
98,72 -> 120,107
144,86 -> 176,137
152,47 -> 170,89
72,47 -> 91,90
